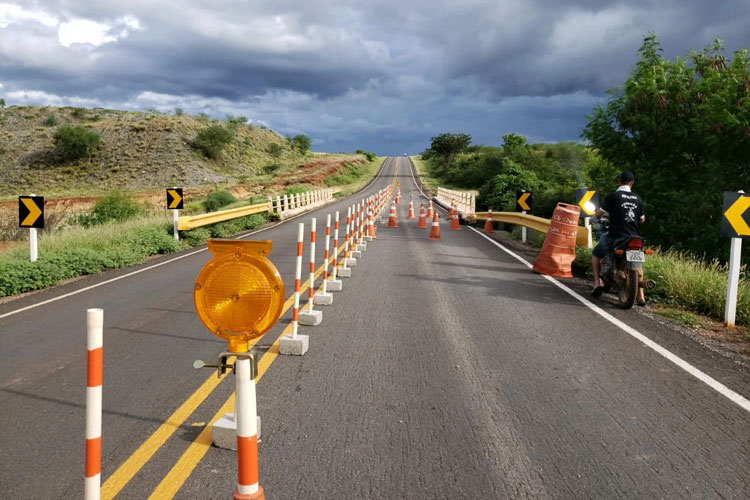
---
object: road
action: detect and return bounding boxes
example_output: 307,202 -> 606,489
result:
1,157 -> 749,499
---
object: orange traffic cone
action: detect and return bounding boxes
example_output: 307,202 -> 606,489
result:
417,204 -> 427,228
428,211 -> 441,240
426,200 -> 433,218
367,208 -> 377,238
532,203 -> 581,278
450,203 -> 460,230
407,198 -> 416,219
388,201 -> 398,227
484,207 -> 494,233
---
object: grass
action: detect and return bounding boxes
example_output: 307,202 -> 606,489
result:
333,156 -> 385,196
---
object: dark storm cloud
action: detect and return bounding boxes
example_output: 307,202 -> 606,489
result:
1,1 -> 749,154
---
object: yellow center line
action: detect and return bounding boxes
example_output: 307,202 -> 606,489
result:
101,243 -> 347,499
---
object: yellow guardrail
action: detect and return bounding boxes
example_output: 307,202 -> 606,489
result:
468,211 -> 590,247
177,188 -> 342,231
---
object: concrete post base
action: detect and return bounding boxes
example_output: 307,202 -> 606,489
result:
212,413 -> 261,450
314,292 -> 333,305
279,334 -> 309,355
298,309 -> 323,326
327,279 -> 343,291
345,257 -> 357,266
356,244 -> 367,252
351,251 -> 362,258
364,236 -> 373,241
338,268 -> 352,278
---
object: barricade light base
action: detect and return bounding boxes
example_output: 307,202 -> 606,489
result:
212,413 -> 262,450
279,334 -> 309,356
338,268 -> 352,278
344,258 -> 357,266
314,292 -> 333,305
327,279 -> 343,291
298,309 -> 323,326
234,486 -> 265,500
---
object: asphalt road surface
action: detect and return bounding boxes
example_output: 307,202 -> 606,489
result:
1,157 -> 748,499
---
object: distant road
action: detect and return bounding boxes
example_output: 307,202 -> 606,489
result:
1,157 -> 748,499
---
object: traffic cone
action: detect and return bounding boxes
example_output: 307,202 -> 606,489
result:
426,200 -> 433,218
484,207 -> 494,233
388,201 -> 398,227
532,203 -> 580,278
428,211 -> 441,240
407,198 -> 416,219
417,204 -> 427,228
450,203 -> 460,230
367,208 -> 377,238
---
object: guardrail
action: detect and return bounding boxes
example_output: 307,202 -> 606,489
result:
467,211 -> 591,247
177,187 -> 341,231
435,187 -> 475,215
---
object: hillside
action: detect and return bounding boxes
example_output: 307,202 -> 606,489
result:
0,105 -> 332,197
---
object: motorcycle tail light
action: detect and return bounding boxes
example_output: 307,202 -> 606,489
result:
645,249 -> 654,255
614,249 -> 625,255
627,239 -> 643,250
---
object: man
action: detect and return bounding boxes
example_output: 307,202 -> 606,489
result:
591,171 -> 646,304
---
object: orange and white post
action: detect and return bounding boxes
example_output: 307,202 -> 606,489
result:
279,223 -> 309,355
315,214 -> 334,305
85,308 -> 103,500
299,218 -> 322,325
341,207 -> 355,274
356,201 -> 367,253
233,353 -> 263,500
329,211 -> 345,286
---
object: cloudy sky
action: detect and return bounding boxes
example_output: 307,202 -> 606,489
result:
0,1 -> 748,154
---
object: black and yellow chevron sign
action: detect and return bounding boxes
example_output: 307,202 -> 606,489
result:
167,188 -> 183,210
516,191 -> 532,212
722,191 -> 750,238
576,188 -> 599,216
18,196 -> 44,228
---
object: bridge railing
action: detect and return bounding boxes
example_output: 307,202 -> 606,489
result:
177,187 -> 340,231
435,187 -> 475,215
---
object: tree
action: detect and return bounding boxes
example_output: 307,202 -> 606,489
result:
477,161 -> 540,211
193,125 -> 234,159
292,134 -> 311,154
428,133 -> 472,163
266,142 -> 284,160
582,34 -> 750,259
0,98 -> 5,108
53,125 -> 101,161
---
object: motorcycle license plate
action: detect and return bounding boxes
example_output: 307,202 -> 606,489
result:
626,250 -> 645,262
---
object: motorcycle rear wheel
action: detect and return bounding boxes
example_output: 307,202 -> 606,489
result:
617,269 -> 638,309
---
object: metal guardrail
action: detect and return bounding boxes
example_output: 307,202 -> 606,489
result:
468,211 -> 591,247
177,188 -> 342,231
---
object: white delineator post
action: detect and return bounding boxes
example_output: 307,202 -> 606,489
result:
725,190 -> 745,327
173,208 -> 179,241
279,223 -> 309,355
299,218 -> 322,325
329,211 -> 345,287
584,217 -> 593,248
522,211 -> 527,243
29,193 -> 38,262
85,308 -> 103,500
343,206 -> 357,268
233,355 -> 263,499
314,214 -> 334,304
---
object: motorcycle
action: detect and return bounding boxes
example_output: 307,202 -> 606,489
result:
594,218 -> 656,309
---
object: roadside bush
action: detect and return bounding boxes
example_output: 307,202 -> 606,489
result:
92,191 -> 144,224
202,190 -> 236,212
126,225 -> 182,255
44,113 -> 59,127
193,125 -> 234,159
262,163 -> 281,174
285,184 -> 312,195
53,124 -> 101,161
182,227 -> 211,246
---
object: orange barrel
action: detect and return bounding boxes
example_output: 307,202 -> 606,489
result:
532,203 -> 580,278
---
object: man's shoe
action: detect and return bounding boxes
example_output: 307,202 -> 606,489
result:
636,300 -> 646,307
592,285 -> 604,298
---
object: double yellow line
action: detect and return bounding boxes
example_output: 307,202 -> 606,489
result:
103,172 -> 396,498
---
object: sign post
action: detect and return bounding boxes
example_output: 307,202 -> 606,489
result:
19,194 -> 44,262
516,191 -> 532,243
721,190 -> 749,327
576,189 -> 599,249
166,188 -> 183,241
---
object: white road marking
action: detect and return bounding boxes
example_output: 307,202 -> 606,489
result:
469,226 -> 750,414
0,159 -> 393,321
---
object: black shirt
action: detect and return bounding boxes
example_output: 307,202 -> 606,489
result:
602,189 -> 644,239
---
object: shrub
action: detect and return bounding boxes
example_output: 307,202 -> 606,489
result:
182,227 -> 211,246
266,143 -> 284,159
0,98 -> 5,107
202,190 -> 236,212
126,225 -> 181,254
193,125 -> 234,159
44,113 -> 59,127
226,115 -> 248,126
53,124 -> 101,161
91,191 -> 144,224
71,107 -> 86,118
174,108 -> 184,116
291,134 -> 311,154
262,163 -> 280,174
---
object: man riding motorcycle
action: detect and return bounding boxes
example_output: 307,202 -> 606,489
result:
591,171 -> 646,305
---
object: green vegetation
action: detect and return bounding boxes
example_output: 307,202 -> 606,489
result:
193,125 -> 234,159
43,113 -> 59,127
356,149 -> 377,161
583,34 -> 750,261
53,124 -> 101,161
266,143 -> 284,160
289,134 -> 311,154
74,191 -> 145,227
202,190 -> 236,212
0,98 -> 5,108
